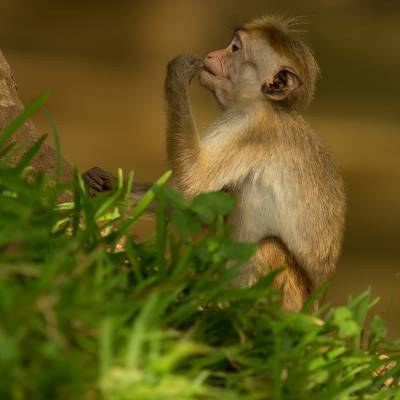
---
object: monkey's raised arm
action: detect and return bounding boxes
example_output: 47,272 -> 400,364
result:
165,54 -> 262,198
164,54 -> 203,186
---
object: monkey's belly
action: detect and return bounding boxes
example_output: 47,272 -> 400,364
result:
230,181 -> 281,244
230,177 -> 314,252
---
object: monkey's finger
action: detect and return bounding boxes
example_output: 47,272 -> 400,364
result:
87,187 -> 100,197
89,167 -> 110,185
191,56 -> 204,68
83,174 -> 102,191
102,178 -> 113,190
96,167 -> 112,180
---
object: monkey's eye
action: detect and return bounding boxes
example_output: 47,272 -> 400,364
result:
231,37 -> 242,52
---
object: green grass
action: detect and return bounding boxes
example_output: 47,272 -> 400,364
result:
0,94 -> 399,400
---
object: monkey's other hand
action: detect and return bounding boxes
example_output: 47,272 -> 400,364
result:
166,54 -> 203,90
82,166 -> 114,197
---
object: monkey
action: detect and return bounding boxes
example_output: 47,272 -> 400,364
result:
83,15 -> 346,311
164,15 -> 346,310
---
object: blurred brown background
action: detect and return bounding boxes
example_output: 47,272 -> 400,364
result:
0,0 -> 399,335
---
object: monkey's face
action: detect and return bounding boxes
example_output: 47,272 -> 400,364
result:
200,30 -> 303,109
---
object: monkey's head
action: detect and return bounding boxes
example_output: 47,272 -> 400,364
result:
199,16 -> 319,111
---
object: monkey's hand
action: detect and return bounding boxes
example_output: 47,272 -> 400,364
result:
82,166 -> 114,197
165,54 -> 203,92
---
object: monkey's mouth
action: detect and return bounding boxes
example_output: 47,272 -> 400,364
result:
202,65 -> 217,76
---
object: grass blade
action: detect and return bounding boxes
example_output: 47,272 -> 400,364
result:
14,134 -> 47,174
0,91 -> 50,150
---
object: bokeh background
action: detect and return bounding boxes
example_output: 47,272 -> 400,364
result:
0,0 -> 399,336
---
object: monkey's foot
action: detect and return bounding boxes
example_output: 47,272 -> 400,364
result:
82,166 -> 113,196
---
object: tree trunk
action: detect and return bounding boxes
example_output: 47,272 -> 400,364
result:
0,49 -> 73,184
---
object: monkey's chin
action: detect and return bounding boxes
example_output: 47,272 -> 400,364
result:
202,86 -> 226,110
199,70 -> 214,88
199,73 -> 225,109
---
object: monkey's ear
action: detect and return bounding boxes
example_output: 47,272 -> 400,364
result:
261,69 -> 303,101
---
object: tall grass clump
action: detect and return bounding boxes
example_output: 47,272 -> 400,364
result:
0,94 -> 399,399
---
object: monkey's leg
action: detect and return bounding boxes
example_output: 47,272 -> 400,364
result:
237,237 -> 312,311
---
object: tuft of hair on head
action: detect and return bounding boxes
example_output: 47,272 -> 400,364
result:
245,14 -> 320,110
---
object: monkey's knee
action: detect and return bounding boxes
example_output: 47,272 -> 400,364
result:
231,260 -> 261,288
254,237 -> 312,311
280,269 -> 310,311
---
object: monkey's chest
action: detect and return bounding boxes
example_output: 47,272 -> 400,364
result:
229,177 -> 282,243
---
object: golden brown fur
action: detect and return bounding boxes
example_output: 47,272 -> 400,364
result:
255,237 -> 311,310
